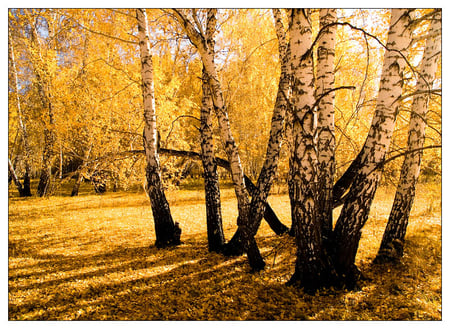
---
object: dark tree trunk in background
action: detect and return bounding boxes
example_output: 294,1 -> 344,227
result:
9,158 -> 26,197
37,128 -> 55,197
71,173 -> 83,197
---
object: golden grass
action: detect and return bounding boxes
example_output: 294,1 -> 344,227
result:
8,182 -> 441,320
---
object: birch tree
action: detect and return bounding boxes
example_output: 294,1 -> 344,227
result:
199,9 -> 225,252
241,8 -> 291,270
137,8 -> 181,248
286,9 -> 333,291
332,9 -> 414,287
375,9 -> 441,263
316,9 -> 337,241
8,26 -> 32,197
23,10 -> 57,197
171,9 -> 251,251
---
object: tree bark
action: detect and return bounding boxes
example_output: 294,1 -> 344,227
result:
200,69 -> 226,252
375,10 -> 441,263
332,9 -> 413,288
287,9 -> 332,292
137,8 -> 181,248
198,10 -> 226,253
316,9 -> 337,242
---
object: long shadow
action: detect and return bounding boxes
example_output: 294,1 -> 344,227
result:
9,226 -> 442,320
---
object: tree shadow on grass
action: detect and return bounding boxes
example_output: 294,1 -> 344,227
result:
9,225 -> 441,320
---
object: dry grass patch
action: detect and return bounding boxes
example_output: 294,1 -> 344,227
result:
8,182 -> 441,320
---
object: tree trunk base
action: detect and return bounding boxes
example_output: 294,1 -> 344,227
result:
21,174 -> 32,197
221,228 -> 244,256
373,239 -> 404,264
336,264 -> 362,291
247,238 -> 266,272
155,222 -> 182,249
286,268 -> 333,295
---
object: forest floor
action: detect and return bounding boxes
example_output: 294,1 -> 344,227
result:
8,181 -> 441,320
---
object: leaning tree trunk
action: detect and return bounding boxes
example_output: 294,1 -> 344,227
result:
316,9 -> 337,243
152,148 -> 288,237
137,8 -> 181,248
287,9 -> 332,292
332,9 -> 413,288
200,68 -> 226,252
9,30 -> 32,197
242,8 -> 291,271
375,10 -> 441,263
173,9 -> 250,254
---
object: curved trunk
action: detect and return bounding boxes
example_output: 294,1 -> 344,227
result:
332,9 -> 413,287
200,68 -> 225,252
242,9 -> 291,271
137,9 -> 180,248
172,9 -> 250,249
375,10 -> 441,263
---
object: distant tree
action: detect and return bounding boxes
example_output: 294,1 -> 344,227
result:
375,9 -> 441,263
137,8 -> 181,248
8,26 -> 32,197
23,10 -> 57,197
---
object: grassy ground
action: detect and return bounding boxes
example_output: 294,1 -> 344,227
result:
8,181 -> 441,320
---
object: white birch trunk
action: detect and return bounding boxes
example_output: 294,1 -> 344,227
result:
287,9 -> 330,292
172,9 -> 250,227
25,11 -> 56,197
316,9 -> 337,240
376,9 -> 441,262
242,9 -> 291,270
200,9 -> 225,252
137,9 -> 180,247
